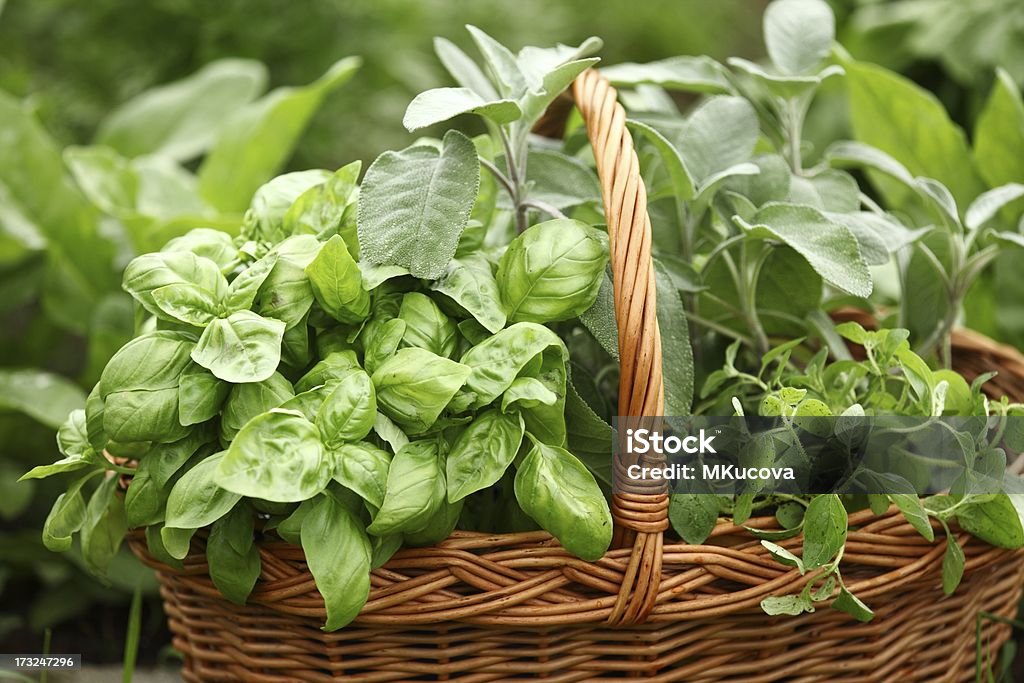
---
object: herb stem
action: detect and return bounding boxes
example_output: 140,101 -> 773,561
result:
479,156 -> 516,199
686,312 -> 755,347
520,199 -> 568,220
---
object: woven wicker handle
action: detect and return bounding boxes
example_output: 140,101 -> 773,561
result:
572,70 -> 668,625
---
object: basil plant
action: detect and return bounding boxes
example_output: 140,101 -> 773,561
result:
24,29 -> 630,631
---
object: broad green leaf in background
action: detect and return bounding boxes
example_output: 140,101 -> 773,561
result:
763,0 -> 835,76
63,146 -> 137,215
403,87 -> 521,131
358,130 -> 480,279
0,369 -> 86,429
520,150 -> 600,210
738,203 -> 872,297
974,68 -> 1024,189
0,93 -> 117,331
96,59 -> 268,161
654,261 -> 694,414
301,494 -> 371,631
602,56 -> 732,93
845,60 -> 985,207
198,57 -> 360,212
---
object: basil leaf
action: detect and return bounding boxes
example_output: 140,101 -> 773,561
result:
501,377 -> 557,412
42,471 -> 99,552
301,494 -> 371,631
316,369 -> 376,449
358,130 -> 480,279
207,504 -> 261,605
220,371 -> 294,442
217,409 -> 330,503
306,234 -> 369,324
366,441 -> 445,536
223,253 -> 279,313
80,474 -> 128,575
283,161 -> 361,237
192,310 -> 286,383
295,352 -> 359,393
331,442 -> 392,509
178,363 -> 230,427
455,322 -> 566,410
165,452 -> 241,529
514,439 -> 611,561
404,499 -> 464,547
399,292 -> 457,358
371,348 -> 471,434
446,409 -> 524,502
497,219 -> 608,324
362,318 -> 406,376
429,255 -> 506,334
125,429 -> 213,527
256,235 -> 320,328
100,332 -> 194,443
123,251 -> 227,318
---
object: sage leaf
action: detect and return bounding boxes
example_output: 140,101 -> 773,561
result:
301,494 -> 371,631
217,409 -> 330,502
603,56 -> 731,93
764,0 -> 834,76
965,184 -> 1024,232
403,87 -> 521,131
434,37 -> 499,100
192,310 -> 286,383
358,130 -> 480,279
514,438 -> 611,561
738,203 -> 872,298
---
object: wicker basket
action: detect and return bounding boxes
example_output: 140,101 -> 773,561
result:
129,70 -> 1024,682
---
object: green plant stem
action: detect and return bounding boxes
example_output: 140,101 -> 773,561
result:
521,199 -> 568,219
479,157 -> 515,199
686,311 -> 755,347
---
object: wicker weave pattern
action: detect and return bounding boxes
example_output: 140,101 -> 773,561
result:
128,70 -> 1024,681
